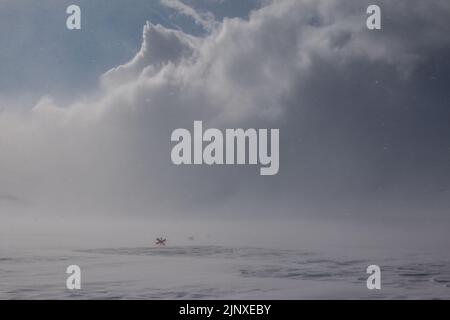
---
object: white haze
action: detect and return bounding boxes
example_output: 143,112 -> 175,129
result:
1,0 -> 450,253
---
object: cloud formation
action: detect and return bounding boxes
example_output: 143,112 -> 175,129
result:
1,0 -> 450,220
161,0 -> 218,32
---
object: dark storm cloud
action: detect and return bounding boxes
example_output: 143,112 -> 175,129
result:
0,0 -> 449,220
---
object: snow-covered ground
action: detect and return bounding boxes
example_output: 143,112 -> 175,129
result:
1,244 -> 450,299
1,218 -> 450,299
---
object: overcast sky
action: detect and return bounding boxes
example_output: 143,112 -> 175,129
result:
0,0 -> 449,226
